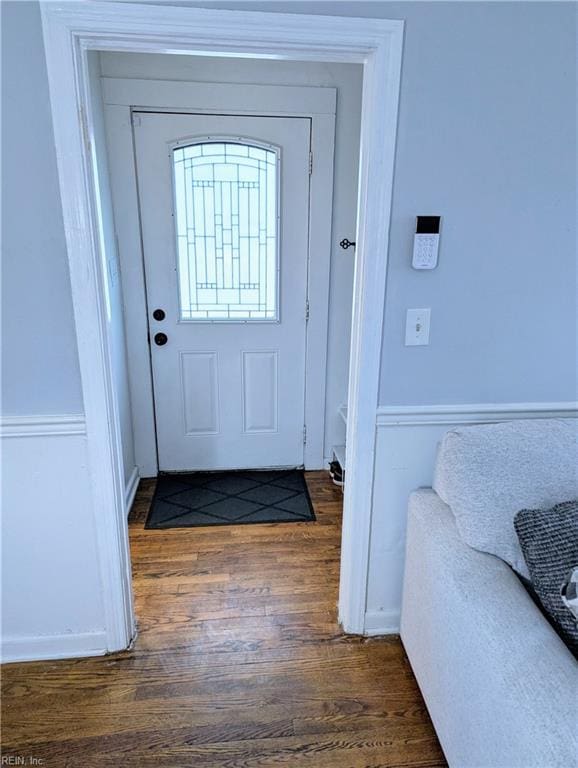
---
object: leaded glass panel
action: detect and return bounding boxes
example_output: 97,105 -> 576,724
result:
172,141 -> 278,321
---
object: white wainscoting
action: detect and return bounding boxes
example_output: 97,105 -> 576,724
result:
364,401 -> 578,636
1,414 -> 110,663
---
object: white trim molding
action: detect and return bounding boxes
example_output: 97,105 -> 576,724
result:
364,609 -> 400,637
0,414 -> 86,438
1,631 -> 108,664
102,77 -> 338,116
41,1 -> 404,651
365,400 -> 578,636
376,401 -> 578,426
124,466 -> 140,515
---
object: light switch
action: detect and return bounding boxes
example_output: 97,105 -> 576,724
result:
405,308 -> 431,346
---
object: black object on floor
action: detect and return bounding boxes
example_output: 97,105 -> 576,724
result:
145,469 -> 316,529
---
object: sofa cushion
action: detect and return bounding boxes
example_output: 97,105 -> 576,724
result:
433,418 -> 578,577
514,501 -> 578,657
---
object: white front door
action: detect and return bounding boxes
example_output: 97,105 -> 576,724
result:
133,112 -> 311,471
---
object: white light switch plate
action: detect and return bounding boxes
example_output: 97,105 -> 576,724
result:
405,308 -> 431,346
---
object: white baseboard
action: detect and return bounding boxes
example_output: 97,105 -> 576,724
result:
125,466 -> 140,514
1,631 -> 108,664
364,609 -> 400,636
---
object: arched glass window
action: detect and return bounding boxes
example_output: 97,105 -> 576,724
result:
172,141 -> 278,321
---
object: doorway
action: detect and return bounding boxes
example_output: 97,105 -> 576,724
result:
41,2 -> 404,646
103,75 -> 340,478
134,111 -> 312,471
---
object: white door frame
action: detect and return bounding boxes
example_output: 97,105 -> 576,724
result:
41,1 -> 404,646
102,78 -> 337,475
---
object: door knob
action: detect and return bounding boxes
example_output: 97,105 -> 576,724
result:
153,308 -> 165,321
154,332 -> 168,346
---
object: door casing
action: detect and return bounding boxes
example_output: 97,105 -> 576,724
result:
103,80 -> 337,475
40,1 -> 404,646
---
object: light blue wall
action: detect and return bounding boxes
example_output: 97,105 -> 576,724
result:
2,1 -> 575,421
377,1 -> 577,405
1,0 -> 575,657
188,0 -> 577,406
1,0 -> 83,415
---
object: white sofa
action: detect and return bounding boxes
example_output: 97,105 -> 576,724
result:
400,419 -> 578,768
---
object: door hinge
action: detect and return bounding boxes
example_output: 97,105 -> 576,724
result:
132,112 -> 142,128
147,331 -> 151,346
308,151 -> 313,176
303,425 -> 307,445
305,299 -> 310,322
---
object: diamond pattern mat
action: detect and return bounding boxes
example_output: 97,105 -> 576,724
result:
145,469 -> 316,529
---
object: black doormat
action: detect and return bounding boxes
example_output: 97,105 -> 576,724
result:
145,469 -> 316,529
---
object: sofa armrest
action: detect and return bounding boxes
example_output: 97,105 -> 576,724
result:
401,489 -> 578,768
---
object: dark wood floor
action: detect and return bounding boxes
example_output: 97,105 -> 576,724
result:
1,471 -> 445,767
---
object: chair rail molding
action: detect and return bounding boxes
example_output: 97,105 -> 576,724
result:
40,1 -> 404,653
0,414 -> 86,438
376,401 -> 578,426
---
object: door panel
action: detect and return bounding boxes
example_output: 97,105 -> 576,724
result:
242,350 -> 278,433
180,352 -> 219,435
133,112 -> 311,471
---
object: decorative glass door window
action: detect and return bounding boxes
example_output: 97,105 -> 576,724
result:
172,141 -> 279,321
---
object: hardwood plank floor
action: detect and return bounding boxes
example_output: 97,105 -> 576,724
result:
1,471 -> 446,767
